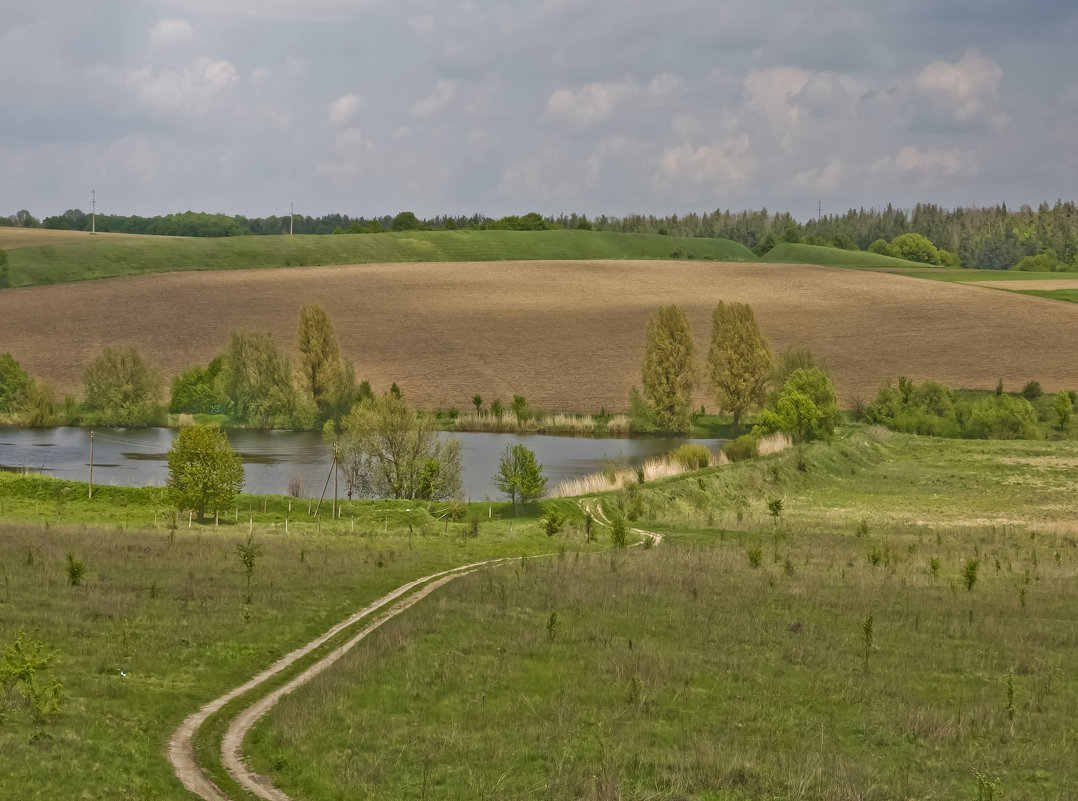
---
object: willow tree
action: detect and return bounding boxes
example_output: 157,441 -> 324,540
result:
707,301 -> 773,433
641,305 -> 696,433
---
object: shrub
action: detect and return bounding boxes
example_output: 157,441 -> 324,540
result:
1020,381 -> 1043,401
867,239 -> 894,257
540,507 -> 566,537
722,434 -> 758,462
65,553 -> 86,586
609,515 -> 630,548
890,233 -> 941,265
672,443 -> 711,470
964,395 -> 1038,440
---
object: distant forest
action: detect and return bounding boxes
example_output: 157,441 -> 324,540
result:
5,201 -> 1078,271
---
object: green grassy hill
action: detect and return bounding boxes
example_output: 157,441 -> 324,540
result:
761,242 -> 927,269
3,229 -> 758,287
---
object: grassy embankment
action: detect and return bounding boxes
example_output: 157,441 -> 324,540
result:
243,429 -> 1078,801
761,242 -> 925,269
0,472 -> 599,801
0,229 -> 756,288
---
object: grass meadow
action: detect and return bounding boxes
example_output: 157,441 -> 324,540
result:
0,229 -> 756,288
243,429 -> 1078,801
0,479 -> 595,801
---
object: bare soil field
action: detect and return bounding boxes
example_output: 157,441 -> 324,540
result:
2,259 -> 1078,410
972,278 -> 1078,290
0,228 -> 148,249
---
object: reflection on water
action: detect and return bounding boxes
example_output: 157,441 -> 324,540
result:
0,426 -> 722,500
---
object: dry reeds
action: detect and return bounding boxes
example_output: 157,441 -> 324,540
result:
550,447 -> 731,498
452,412 -> 631,437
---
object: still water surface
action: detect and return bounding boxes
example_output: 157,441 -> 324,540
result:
0,427 -> 721,500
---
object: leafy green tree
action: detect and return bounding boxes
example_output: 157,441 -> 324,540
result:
341,392 -> 462,500
890,233 -> 941,265
220,330 -> 300,428
166,425 -> 244,521
773,347 -> 828,393
0,353 -> 31,413
1012,250 -> 1062,272
392,211 -> 420,231
472,394 -> 482,414
867,239 -> 894,257
754,367 -> 840,442
21,380 -> 56,427
964,395 -> 1038,439
489,398 -> 504,420
707,302 -> 773,433
169,357 -> 224,414
1054,390 -> 1073,431
829,233 -> 859,250
81,345 -> 163,426
641,305 -> 697,433
511,394 -> 529,423
492,443 -> 547,516
296,303 -> 341,412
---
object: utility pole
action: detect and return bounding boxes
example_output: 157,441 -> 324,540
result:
332,442 -> 339,519
290,202 -> 294,235
88,430 -> 94,498
91,189 -> 96,234
817,199 -> 823,222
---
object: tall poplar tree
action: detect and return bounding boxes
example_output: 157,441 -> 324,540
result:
707,302 -> 773,433
296,303 -> 341,411
641,305 -> 697,433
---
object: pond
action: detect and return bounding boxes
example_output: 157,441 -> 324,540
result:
0,427 -> 722,501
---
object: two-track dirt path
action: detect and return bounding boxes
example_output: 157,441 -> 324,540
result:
168,506 -> 660,801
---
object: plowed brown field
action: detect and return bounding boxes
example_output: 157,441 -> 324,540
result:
2,259 -> 1077,410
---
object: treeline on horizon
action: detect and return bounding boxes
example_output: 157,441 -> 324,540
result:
5,200 -> 1078,271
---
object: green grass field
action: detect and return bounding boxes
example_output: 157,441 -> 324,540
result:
758,243 -> 926,269
2,432 -> 1076,800
232,429 -> 1078,801
0,474 -> 597,800
2,229 -> 757,288
1014,288 -> 1078,303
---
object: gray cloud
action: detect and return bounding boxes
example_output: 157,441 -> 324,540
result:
1,0 -> 1074,221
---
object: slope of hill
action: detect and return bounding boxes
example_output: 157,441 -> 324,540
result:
1,229 -> 757,287
762,242 -> 927,269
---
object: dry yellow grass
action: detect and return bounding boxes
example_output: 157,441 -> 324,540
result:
0,228 -> 148,249
3,259 -> 1078,409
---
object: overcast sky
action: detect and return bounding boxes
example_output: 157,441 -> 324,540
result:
3,0 -> 1077,221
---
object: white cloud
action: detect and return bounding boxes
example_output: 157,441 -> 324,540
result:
412,79 -> 457,117
871,146 -> 973,177
656,135 -> 755,188
124,57 -> 239,115
149,19 -> 194,47
743,67 -> 811,124
791,156 -> 847,194
545,81 -> 634,127
327,92 -> 362,124
743,67 -> 870,127
251,66 -> 272,83
915,49 -> 1002,120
